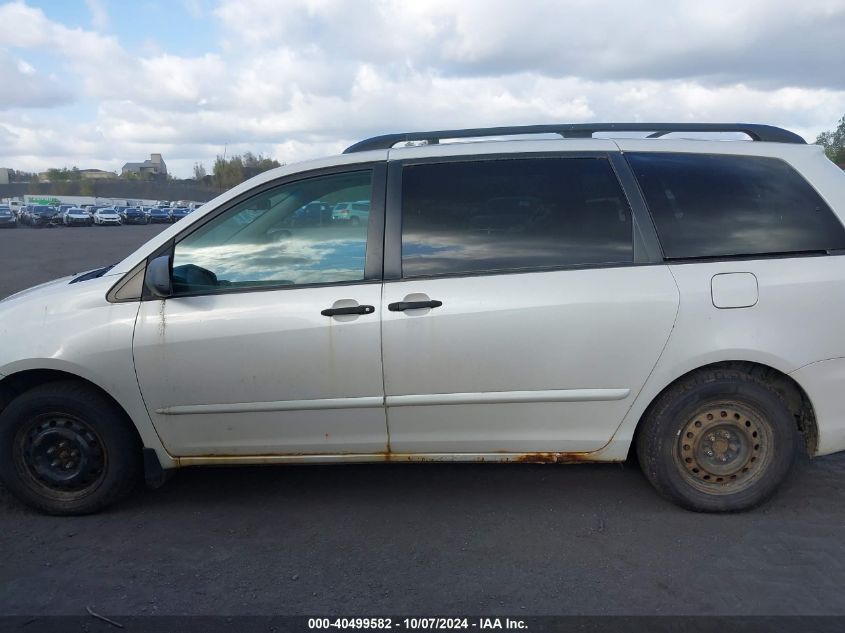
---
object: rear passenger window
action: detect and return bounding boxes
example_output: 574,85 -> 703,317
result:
628,153 -> 845,259
400,157 -> 633,277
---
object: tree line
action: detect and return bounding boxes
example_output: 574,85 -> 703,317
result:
194,152 -> 283,191
7,152 -> 283,193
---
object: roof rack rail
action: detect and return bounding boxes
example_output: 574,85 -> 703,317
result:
343,123 -> 806,153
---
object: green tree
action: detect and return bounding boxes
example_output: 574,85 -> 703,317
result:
193,162 -> 207,180
212,152 -> 282,190
816,115 -> 845,166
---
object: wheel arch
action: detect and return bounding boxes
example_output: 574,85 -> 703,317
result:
629,360 -> 818,460
0,368 -> 155,455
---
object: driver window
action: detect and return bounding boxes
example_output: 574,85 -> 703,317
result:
171,170 -> 373,294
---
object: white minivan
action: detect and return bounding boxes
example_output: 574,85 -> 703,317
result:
1,123 -> 845,515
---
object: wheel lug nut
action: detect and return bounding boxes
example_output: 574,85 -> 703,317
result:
47,446 -> 56,455
50,459 -> 60,468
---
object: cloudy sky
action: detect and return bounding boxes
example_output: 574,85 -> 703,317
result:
1,0 -> 844,178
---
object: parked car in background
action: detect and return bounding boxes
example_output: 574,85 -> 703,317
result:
93,208 -> 122,226
120,207 -> 149,225
290,201 -> 333,226
63,208 -> 93,227
26,205 -> 59,228
0,205 -> 16,228
332,200 -> 370,225
9,201 -> 23,217
148,207 -> 171,224
169,207 -> 191,222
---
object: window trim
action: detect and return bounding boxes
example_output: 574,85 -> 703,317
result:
385,151 -> 657,281
141,162 -> 387,301
623,151 -> 845,262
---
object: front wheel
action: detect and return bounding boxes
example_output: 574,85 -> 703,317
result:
0,381 -> 141,515
636,368 -> 799,512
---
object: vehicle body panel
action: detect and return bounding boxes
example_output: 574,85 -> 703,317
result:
381,266 -> 679,453
606,255 -> 845,457
132,284 -> 387,456
0,274 -> 170,465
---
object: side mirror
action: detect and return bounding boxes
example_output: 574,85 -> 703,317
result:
145,255 -> 172,298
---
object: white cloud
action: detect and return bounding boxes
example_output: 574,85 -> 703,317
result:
0,50 -> 72,108
85,0 -> 109,30
0,0 -> 844,176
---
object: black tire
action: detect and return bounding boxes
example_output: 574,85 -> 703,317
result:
636,368 -> 799,512
0,381 -> 141,515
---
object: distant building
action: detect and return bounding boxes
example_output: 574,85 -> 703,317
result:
121,153 -> 167,177
79,169 -> 117,180
0,168 -> 9,185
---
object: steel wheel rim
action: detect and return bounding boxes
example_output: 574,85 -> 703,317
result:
675,403 -> 771,495
14,412 -> 107,500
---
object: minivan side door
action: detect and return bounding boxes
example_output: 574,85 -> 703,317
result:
380,145 -> 680,455
133,165 -> 388,457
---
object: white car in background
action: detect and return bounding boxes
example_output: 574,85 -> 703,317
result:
92,208 -> 122,226
63,208 -> 93,227
331,200 -> 370,225
1,122 -> 844,516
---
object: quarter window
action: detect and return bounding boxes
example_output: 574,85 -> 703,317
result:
628,153 -> 845,259
171,170 -> 373,294
400,157 -> 634,277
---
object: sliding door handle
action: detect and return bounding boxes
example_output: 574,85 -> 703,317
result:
388,300 -> 443,312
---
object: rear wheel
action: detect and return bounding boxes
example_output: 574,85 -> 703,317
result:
636,368 -> 799,512
0,381 -> 140,515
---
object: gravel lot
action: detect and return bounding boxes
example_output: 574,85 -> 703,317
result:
1,225 -> 845,617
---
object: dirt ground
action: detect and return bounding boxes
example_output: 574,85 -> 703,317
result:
1,225 -> 845,616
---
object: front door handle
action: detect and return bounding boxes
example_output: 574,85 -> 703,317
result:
321,305 -> 376,317
388,300 -> 443,312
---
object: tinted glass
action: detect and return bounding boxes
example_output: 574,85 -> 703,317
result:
171,170 -> 372,294
401,157 -> 633,277
628,152 -> 845,259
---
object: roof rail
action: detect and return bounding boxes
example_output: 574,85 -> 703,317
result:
343,123 -> 806,153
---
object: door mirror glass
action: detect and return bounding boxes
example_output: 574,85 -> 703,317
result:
145,255 -> 172,298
